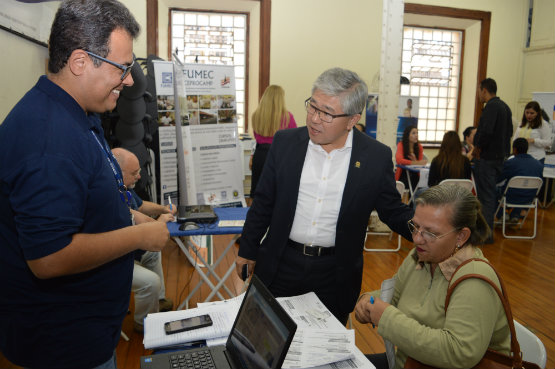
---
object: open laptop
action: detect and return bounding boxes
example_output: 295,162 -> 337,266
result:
177,205 -> 218,224
140,275 -> 297,369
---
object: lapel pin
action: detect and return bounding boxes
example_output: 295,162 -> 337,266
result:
355,161 -> 360,168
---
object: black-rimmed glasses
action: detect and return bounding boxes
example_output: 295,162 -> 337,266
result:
85,51 -> 134,80
407,219 -> 458,242
304,98 -> 351,123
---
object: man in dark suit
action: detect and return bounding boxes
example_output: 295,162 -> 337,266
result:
473,78 -> 513,243
236,68 -> 413,324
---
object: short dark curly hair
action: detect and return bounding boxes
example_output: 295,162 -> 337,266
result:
48,0 -> 140,74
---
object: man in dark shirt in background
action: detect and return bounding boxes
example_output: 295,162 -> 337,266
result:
473,78 -> 513,243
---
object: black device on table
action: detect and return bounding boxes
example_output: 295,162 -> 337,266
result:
177,205 -> 218,224
164,314 -> 213,335
140,275 -> 297,369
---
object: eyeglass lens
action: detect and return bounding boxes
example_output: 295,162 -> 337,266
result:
305,101 -> 333,123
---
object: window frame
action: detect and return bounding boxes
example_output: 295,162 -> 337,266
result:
401,25 -> 465,146
168,8 -> 250,133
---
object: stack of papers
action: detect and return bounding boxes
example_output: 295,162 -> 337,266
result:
143,292 -> 376,369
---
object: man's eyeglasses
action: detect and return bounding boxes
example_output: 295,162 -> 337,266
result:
85,51 -> 134,81
407,220 -> 458,242
304,98 -> 351,123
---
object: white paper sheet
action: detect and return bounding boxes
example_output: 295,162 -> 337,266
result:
379,278 -> 397,369
143,306 -> 237,349
282,329 -> 355,368
277,292 -> 346,330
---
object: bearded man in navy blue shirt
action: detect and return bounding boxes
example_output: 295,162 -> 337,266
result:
0,1 -> 170,368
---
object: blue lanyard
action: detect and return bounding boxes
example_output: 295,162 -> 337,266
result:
90,130 -> 131,207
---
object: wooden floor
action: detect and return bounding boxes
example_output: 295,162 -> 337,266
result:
1,205 -> 553,369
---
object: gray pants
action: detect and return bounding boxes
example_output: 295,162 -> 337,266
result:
132,251 -> 166,325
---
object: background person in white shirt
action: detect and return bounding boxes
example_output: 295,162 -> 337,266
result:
513,100 -> 551,164
235,68 -> 413,325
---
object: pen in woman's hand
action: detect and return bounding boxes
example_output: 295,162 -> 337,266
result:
370,296 -> 375,328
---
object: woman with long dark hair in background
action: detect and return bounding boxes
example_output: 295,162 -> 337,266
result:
428,130 -> 472,187
513,100 -> 551,164
395,125 -> 427,192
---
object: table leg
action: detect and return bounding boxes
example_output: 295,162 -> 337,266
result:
406,169 -> 415,205
175,235 -> 239,310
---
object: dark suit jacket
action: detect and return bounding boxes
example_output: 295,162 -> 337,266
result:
240,127 -> 413,314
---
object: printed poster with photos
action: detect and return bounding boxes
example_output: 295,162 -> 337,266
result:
152,60 -> 244,209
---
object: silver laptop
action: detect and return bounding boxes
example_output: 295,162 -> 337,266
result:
140,275 -> 297,369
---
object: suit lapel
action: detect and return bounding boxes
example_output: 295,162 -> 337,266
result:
338,130 -> 368,220
283,128 -> 310,213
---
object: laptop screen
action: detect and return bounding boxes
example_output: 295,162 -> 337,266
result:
226,276 -> 296,369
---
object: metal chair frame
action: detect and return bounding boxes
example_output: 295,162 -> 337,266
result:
494,176 -> 543,239
364,181 -> 406,252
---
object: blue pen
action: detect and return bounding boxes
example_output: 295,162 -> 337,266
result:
370,296 -> 375,328
168,195 -> 172,211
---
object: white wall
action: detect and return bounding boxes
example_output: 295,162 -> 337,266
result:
2,0 -> 554,140
270,0 -> 383,130
0,31 -> 49,122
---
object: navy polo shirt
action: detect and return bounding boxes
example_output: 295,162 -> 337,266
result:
0,76 -> 134,369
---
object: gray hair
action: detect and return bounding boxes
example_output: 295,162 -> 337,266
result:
415,184 -> 491,246
312,68 -> 368,115
48,0 -> 140,73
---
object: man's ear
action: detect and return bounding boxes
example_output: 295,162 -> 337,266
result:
67,49 -> 89,77
347,113 -> 361,130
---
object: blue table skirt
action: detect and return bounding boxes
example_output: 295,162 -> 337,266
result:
167,207 -> 249,237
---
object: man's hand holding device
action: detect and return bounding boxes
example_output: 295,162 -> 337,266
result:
234,256 -> 255,281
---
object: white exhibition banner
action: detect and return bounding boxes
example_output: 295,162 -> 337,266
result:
152,60 -> 244,207
182,125 -> 244,206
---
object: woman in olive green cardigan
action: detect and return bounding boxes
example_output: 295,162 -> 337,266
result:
355,184 -> 511,369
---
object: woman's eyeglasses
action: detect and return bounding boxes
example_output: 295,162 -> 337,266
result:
407,219 -> 458,242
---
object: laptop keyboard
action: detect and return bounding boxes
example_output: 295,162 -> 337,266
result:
169,350 -> 216,369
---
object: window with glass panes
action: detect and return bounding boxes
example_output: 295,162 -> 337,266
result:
171,11 -> 248,132
401,26 -> 462,145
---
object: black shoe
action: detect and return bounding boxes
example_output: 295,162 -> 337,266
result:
159,298 -> 173,312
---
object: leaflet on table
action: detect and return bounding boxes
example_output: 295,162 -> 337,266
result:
308,347 -> 377,369
282,329 -> 355,369
379,278 -> 397,369
405,164 -> 430,169
143,306 -> 236,349
277,292 -> 346,330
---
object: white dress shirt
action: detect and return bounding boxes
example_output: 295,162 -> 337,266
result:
289,130 -> 353,247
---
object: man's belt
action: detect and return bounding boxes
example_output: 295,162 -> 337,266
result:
287,239 -> 335,257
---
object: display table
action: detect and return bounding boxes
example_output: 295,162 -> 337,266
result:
540,153 -> 555,208
168,207 -> 248,309
397,164 -> 429,204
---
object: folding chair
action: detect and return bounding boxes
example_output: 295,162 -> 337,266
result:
514,320 -> 547,368
439,178 -> 475,192
494,176 -> 543,239
364,181 -> 405,252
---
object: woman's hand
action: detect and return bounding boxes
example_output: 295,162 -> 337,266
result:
354,297 -> 373,324
354,296 -> 390,327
